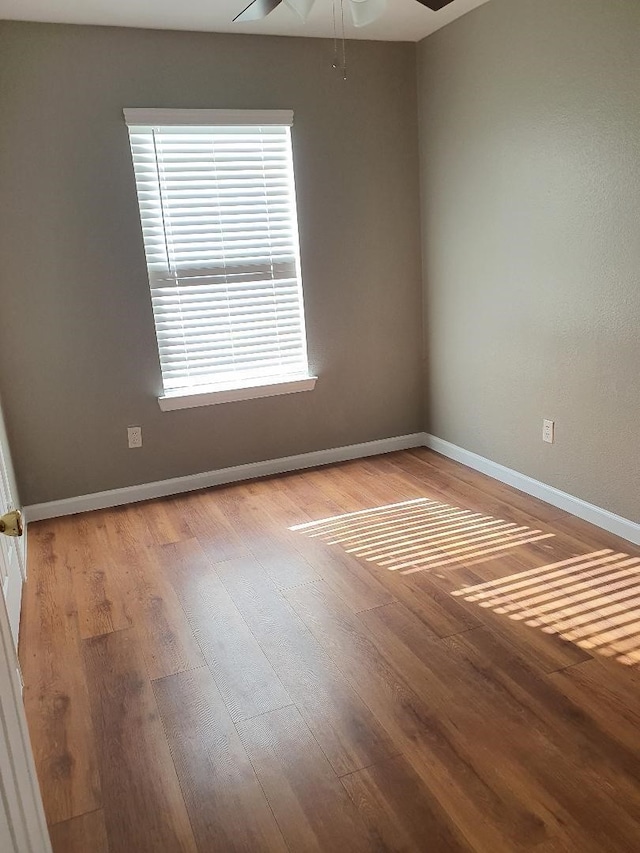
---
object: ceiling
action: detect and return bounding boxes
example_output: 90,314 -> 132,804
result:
0,0 -> 491,42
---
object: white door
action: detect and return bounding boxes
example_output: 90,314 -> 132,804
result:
0,405 -> 51,851
0,435 -> 24,646
0,584 -> 52,853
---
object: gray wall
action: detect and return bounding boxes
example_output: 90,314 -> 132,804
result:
3,4 -> 638,522
0,22 -> 422,505
418,0 -> 640,521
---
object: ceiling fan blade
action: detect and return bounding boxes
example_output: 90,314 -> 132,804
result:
415,0 -> 456,10
348,0 -> 387,28
233,0 -> 283,23
284,0 -> 316,20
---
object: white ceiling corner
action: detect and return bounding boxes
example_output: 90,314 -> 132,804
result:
0,0 -> 492,43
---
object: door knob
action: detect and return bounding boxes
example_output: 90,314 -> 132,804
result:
0,509 -> 23,537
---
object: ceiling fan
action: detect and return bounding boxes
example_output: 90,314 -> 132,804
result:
233,0 -> 456,26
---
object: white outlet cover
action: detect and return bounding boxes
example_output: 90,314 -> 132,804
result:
127,426 -> 143,448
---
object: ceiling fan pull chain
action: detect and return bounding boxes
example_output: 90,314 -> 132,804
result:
332,0 -> 339,69
340,0 -> 347,80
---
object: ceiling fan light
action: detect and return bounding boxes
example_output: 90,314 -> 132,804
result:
284,0 -> 316,20
348,0 -> 387,28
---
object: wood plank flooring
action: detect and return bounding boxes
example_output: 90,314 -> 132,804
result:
18,449 -> 640,852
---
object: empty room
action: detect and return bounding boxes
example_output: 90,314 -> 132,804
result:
0,0 -> 639,851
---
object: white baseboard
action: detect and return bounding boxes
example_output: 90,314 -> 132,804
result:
24,433 -> 425,522
24,430 -> 640,547
423,433 -> 640,547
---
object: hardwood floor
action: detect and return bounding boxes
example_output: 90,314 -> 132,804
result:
18,449 -> 640,852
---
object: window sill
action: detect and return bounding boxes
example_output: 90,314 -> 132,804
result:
158,375 -> 317,412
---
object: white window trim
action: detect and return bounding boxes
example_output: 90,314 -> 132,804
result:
123,108 -> 294,127
125,107 -> 314,409
158,374 -> 317,412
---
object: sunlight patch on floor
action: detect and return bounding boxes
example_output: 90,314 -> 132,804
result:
452,549 -> 640,665
290,497 -> 554,573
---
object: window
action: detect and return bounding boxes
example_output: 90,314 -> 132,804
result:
124,109 -> 315,410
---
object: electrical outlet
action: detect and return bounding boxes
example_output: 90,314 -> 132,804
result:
127,426 -> 143,449
542,419 -> 554,444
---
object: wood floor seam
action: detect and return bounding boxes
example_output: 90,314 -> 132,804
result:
48,806 -> 103,829
272,577 -> 323,592
150,663 -> 209,685
354,601 -> 399,616
230,709 -> 300,853
546,657 -> 596,676
150,676 -> 202,853
233,702 -> 298,723
79,624 -> 132,643
336,751 -> 404,780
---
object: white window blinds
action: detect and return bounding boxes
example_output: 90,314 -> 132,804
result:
124,109 -> 311,396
